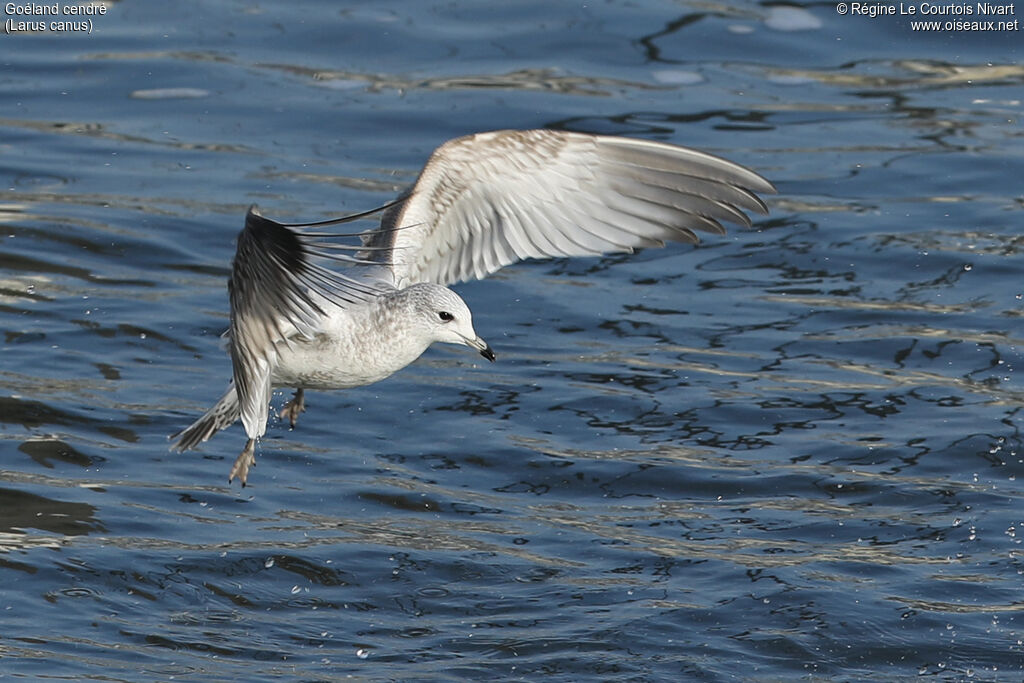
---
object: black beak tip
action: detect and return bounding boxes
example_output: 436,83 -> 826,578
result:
480,345 -> 496,363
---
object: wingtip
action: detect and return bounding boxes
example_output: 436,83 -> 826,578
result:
167,429 -> 187,453
753,176 -> 779,197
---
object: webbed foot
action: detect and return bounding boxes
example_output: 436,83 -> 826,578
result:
229,438 -> 256,486
279,388 -> 306,429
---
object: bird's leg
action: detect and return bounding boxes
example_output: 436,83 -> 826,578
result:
229,438 -> 256,486
279,388 -> 306,429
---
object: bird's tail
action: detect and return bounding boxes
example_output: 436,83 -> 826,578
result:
169,383 -> 240,452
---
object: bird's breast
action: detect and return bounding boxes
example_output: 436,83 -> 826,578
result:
270,317 -> 429,390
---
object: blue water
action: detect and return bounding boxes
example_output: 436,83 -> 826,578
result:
2,1 -> 1023,680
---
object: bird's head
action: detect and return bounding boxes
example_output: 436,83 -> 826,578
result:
405,283 -> 495,362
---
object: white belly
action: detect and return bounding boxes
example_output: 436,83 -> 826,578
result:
269,310 -> 431,390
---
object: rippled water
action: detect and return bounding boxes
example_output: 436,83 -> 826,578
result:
2,1 -> 1023,680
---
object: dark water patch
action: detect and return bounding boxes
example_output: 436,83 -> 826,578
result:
0,487 -> 103,536
0,396 -> 86,429
18,438 -> 97,469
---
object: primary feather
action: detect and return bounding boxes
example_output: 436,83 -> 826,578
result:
359,129 -> 774,287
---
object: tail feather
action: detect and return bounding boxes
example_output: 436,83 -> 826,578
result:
169,384 -> 241,452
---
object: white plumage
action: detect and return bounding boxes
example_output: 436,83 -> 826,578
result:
169,129 -> 775,485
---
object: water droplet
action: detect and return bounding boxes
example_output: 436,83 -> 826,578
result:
264,557 -> 275,568
290,585 -> 301,594
355,648 -> 369,659
964,264 -> 973,271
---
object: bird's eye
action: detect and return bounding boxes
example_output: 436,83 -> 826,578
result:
438,311 -> 454,322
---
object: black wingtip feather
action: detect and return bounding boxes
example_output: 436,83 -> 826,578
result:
241,209 -> 307,275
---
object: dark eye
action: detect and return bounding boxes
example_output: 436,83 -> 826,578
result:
438,311 -> 454,322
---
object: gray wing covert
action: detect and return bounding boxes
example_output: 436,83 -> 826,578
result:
376,129 -> 775,288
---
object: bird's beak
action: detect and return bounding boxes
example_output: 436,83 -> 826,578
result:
467,335 -> 496,362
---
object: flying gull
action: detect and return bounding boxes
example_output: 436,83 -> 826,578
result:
169,129 -> 775,484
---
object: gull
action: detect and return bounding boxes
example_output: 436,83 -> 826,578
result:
169,129 -> 775,485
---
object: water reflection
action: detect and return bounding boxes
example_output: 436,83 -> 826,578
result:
0,117 -> 255,155
18,439 -> 98,469
0,487 -> 103,552
761,60 -> 1024,91
300,66 -> 664,97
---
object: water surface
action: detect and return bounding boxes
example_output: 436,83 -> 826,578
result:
1,1 -> 1022,680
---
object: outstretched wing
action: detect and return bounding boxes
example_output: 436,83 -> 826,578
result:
226,131 -> 774,435
359,129 -> 775,288
228,208 -> 388,438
